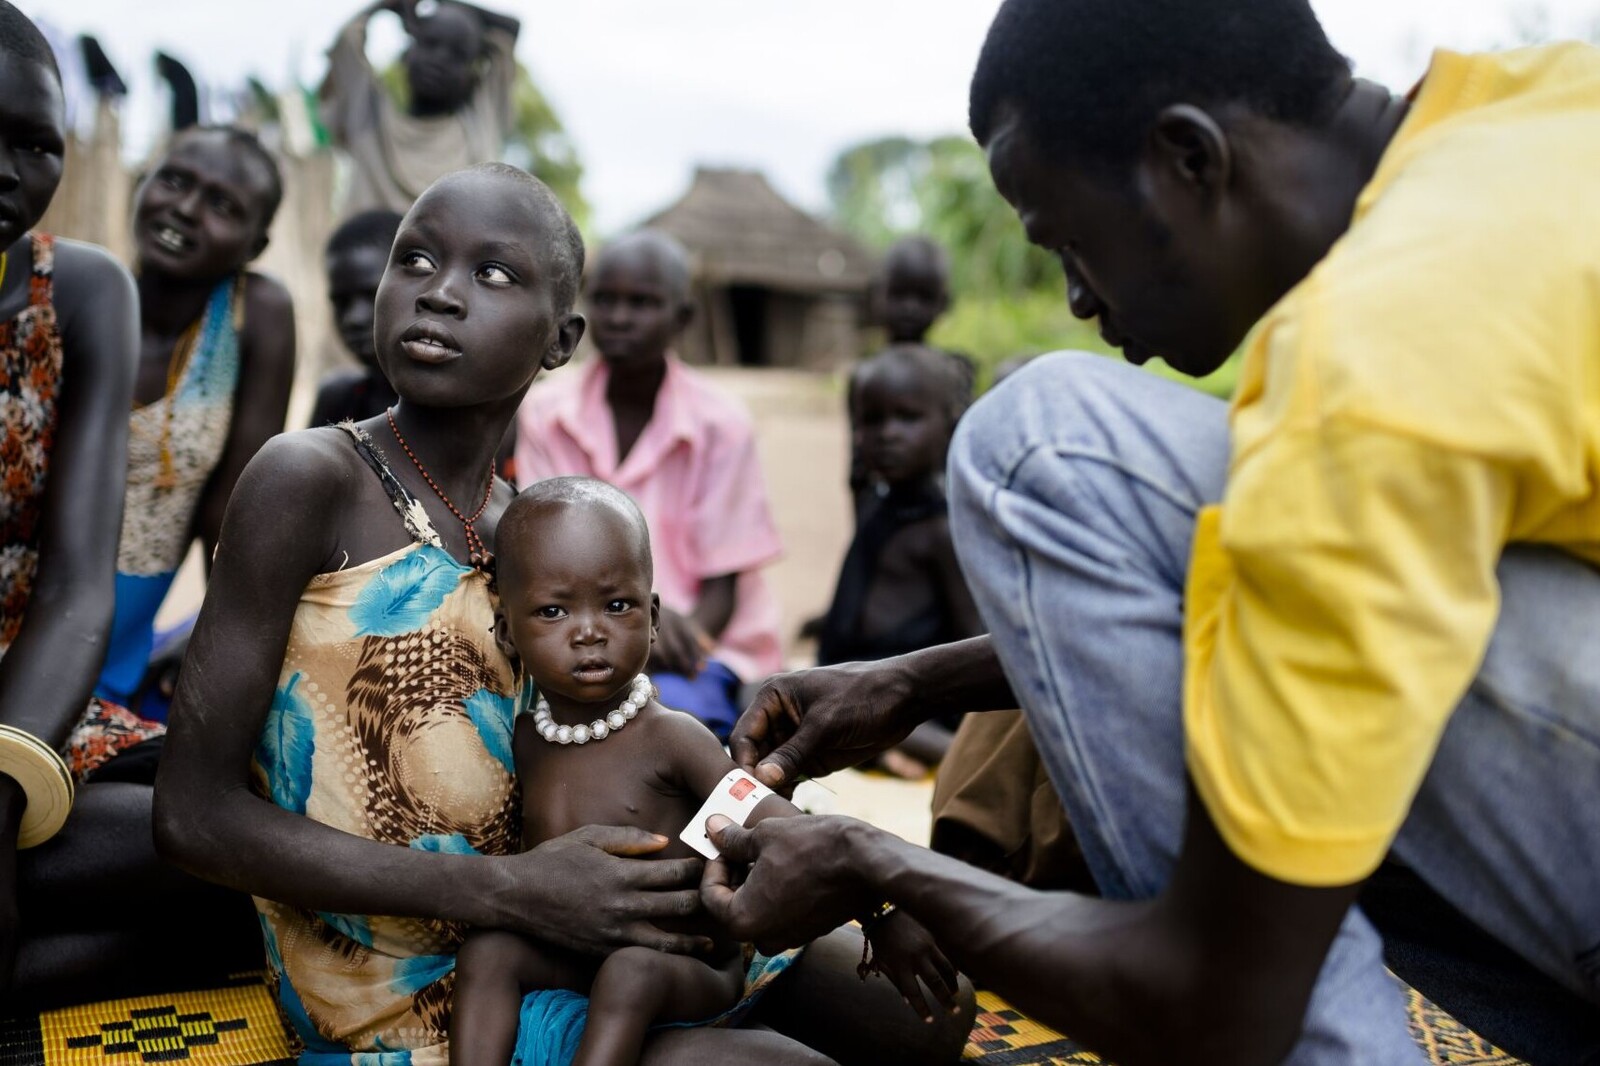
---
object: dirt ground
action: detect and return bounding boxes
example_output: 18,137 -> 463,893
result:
156,366 -> 938,845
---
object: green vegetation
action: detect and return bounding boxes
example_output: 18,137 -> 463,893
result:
827,134 -> 1238,398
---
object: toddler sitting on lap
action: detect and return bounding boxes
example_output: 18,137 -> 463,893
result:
451,476 -> 960,1066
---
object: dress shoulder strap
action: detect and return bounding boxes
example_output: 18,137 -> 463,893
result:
337,421 -> 444,549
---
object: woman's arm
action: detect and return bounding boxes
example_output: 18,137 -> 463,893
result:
0,242 -> 136,987
0,241 -> 135,749
195,274 -> 295,569
156,436 -> 707,955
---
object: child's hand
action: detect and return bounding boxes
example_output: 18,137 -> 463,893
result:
863,911 -> 962,1023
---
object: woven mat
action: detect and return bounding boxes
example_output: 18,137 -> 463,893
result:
0,975 -> 1524,1066
960,987 -> 1527,1065
0,976 -> 290,1066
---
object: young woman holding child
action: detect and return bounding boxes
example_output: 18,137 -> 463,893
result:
155,163 -> 971,1065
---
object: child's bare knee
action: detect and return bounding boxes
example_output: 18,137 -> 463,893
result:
456,929 -> 533,981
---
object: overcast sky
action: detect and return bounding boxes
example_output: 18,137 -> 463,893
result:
29,0 -> 1600,234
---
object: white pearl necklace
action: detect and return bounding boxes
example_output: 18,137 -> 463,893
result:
533,673 -> 652,745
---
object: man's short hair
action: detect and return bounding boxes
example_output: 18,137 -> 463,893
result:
327,209 -> 405,260
969,0 -> 1352,175
0,2 -> 61,81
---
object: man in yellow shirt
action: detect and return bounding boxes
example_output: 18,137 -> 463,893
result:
700,0 -> 1600,1061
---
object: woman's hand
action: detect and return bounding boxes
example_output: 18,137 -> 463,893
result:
506,826 -> 712,957
729,661 -> 923,790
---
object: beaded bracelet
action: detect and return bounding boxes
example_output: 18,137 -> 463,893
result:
0,724 -> 75,848
857,901 -> 899,980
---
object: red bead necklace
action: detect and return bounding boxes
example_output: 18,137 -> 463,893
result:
386,407 -> 495,569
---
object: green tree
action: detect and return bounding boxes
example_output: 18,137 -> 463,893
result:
827,133 -> 1238,397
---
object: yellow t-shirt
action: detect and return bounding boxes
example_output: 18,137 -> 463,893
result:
1185,42 -> 1600,887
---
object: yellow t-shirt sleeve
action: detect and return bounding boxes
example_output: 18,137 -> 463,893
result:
1185,419 -> 1516,886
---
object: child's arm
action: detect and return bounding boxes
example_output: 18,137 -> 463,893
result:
665,710 -> 799,826
933,517 -> 985,639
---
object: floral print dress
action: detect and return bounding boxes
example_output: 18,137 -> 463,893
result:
0,233 -> 161,777
251,424 -> 526,1066
0,234 -> 62,653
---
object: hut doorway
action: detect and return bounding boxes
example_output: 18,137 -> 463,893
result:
728,285 -> 770,367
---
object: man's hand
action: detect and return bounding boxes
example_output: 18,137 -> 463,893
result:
510,825 -> 712,958
649,606 -> 710,679
699,814 -> 877,954
729,661 -> 922,789
866,911 -> 963,1023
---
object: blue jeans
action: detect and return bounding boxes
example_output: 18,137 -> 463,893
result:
947,352 -> 1600,1062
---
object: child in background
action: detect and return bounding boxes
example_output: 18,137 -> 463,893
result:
873,236 -> 950,346
308,209 -> 403,427
451,477 -> 961,1066
817,345 -> 983,778
516,231 -> 784,740
847,237 -> 973,518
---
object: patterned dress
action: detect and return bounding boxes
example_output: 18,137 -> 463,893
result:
0,234 -> 162,777
0,234 -> 63,656
251,425 -> 525,1066
96,277 -> 243,708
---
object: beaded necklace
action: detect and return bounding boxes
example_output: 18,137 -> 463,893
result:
385,406 -> 495,568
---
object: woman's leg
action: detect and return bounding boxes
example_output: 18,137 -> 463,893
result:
749,927 -> 976,1066
12,781 -> 260,1008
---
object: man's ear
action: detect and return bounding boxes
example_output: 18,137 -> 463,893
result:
650,593 -> 661,644
249,230 -> 271,262
542,312 -> 585,370
673,300 -> 695,334
1146,104 -> 1233,202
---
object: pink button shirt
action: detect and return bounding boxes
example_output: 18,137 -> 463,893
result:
515,356 -> 784,680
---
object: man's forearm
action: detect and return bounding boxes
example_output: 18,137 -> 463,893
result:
887,636 -> 1017,719
855,794 -> 1352,1066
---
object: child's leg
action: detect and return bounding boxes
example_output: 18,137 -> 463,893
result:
451,929 -> 595,1066
573,947 -> 744,1066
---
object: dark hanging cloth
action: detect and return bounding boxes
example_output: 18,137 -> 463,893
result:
817,481 -> 956,667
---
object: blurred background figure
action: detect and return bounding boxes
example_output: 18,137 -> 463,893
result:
320,0 -> 520,214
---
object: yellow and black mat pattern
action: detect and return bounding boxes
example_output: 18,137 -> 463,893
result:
0,976 -> 291,1066
0,975 -> 1525,1066
959,987 -> 1527,1065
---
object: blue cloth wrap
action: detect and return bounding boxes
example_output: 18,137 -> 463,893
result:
94,571 -> 177,711
652,659 -> 741,741
510,948 -> 801,1066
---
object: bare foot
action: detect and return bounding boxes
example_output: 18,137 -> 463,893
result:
875,749 -> 932,780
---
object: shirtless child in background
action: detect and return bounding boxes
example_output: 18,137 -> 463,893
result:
451,477 -> 961,1066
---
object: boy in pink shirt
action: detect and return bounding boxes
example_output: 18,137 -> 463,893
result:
515,231 -> 783,737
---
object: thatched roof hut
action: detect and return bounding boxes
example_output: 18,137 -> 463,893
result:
641,167 -> 874,369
